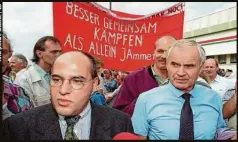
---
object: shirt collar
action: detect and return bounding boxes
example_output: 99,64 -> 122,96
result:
58,101 -> 91,120
34,64 -> 49,77
213,74 -> 221,82
151,65 -> 169,84
151,65 -> 158,77
168,81 -> 196,98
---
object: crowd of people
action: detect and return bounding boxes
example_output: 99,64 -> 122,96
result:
1,31 -> 237,140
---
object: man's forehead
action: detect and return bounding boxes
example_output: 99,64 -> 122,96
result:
169,47 -> 200,60
205,59 -> 216,65
45,40 -> 61,48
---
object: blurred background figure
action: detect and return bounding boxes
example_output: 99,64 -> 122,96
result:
222,82 -> 237,130
9,53 -> 28,81
2,31 -> 32,120
91,56 -> 107,106
224,69 -> 233,78
103,69 -> 118,94
202,58 -> 235,99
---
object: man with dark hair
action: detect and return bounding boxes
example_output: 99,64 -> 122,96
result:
14,36 -> 62,107
9,53 -> 28,80
2,51 -> 133,140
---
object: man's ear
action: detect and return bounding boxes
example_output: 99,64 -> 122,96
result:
36,50 -> 42,58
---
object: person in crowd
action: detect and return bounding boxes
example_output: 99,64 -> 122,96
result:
113,35 -> 176,117
2,32 -> 13,79
132,39 -> 236,140
90,56 -> 107,106
93,56 -> 104,94
91,77 -> 107,106
224,69 -> 233,78
226,71 -> 236,84
107,73 -> 129,107
2,51 -> 133,140
8,53 -> 28,80
202,58 -> 235,99
14,36 -> 62,107
2,32 -> 32,120
223,82 -> 237,130
113,71 -> 120,86
103,69 -> 118,93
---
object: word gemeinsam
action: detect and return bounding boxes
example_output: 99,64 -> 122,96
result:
53,2 -> 184,71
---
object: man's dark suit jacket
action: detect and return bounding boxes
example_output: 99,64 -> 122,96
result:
2,102 -> 134,140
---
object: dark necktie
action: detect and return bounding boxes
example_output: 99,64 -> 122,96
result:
64,115 -> 80,140
179,93 -> 194,140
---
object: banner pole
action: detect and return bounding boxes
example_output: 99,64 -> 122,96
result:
109,2 -> 112,10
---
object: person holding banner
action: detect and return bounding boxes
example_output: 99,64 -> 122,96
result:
113,36 -> 176,117
132,39 -> 236,140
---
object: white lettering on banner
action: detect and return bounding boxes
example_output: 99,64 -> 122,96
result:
88,41 -> 116,58
93,27 -> 143,47
64,33 -> 84,50
103,17 -> 157,34
66,2 -> 100,26
120,48 -> 153,62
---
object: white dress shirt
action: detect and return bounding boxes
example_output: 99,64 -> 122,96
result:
58,101 -> 91,140
209,75 -> 235,99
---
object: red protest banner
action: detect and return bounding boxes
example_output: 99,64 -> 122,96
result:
53,2 -> 184,71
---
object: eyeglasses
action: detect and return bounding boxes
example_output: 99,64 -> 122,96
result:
50,75 -> 93,90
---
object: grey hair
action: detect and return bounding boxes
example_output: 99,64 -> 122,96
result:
166,39 -> 206,66
12,53 -> 28,67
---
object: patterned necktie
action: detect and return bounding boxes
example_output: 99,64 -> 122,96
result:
179,93 -> 194,140
64,115 -> 80,140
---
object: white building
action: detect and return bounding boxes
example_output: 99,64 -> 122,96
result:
183,6 -> 237,73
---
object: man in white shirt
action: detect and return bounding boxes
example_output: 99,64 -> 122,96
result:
202,58 -> 235,98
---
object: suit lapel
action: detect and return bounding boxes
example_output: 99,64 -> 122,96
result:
89,102 -> 112,140
34,104 -> 62,140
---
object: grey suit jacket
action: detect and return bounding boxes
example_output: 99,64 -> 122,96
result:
2,102 -> 134,140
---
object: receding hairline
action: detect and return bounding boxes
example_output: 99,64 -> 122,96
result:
167,44 -> 200,61
55,51 -> 90,64
205,58 -> 219,67
155,36 -> 176,44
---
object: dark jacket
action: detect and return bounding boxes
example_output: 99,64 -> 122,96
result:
2,102 -> 133,140
113,66 -> 158,117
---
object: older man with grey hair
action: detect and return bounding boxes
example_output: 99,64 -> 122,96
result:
132,39 -> 236,140
9,53 -> 28,80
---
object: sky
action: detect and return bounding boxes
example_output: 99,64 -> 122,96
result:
3,2 -> 236,63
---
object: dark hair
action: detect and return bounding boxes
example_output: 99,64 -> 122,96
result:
81,52 -> 98,79
31,36 -> 61,63
226,69 -> 233,73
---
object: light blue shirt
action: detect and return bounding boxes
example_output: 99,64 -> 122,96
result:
132,82 -> 226,140
34,64 -> 50,84
58,101 -> 91,139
